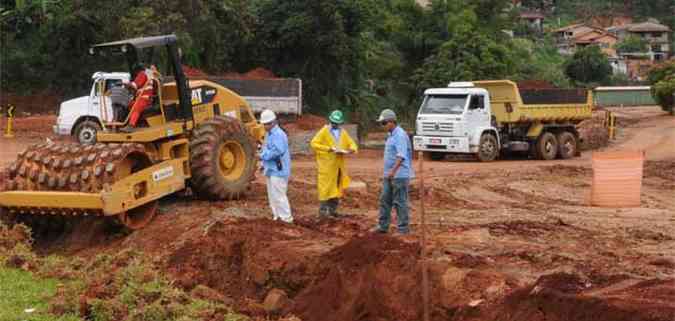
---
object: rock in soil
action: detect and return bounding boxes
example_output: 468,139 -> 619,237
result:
263,288 -> 290,313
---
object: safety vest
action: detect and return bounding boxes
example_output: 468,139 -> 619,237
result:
135,69 -> 156,100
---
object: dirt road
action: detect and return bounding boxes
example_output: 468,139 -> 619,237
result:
1,107 -> 674,321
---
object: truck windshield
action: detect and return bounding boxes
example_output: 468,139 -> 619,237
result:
419,95 -> 468,115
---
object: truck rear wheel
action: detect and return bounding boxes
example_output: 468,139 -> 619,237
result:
189,116 -> 257,200
535,132 -> 558,160
477,133 -> 499,162
556,131 -> 577,159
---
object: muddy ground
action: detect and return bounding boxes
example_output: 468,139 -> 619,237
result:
0,107 -> 674,321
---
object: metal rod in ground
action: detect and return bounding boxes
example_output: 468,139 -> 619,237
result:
419,151 -> 430,321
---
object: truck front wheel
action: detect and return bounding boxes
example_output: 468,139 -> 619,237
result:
535,132 -> 558,160
477,133 -> 499,162
74,120 -> 101,145
556,131 -> 577,159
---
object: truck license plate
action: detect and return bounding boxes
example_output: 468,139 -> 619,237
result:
430,138 -> 441,144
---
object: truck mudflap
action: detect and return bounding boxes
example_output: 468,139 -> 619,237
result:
0,159 -> 187,217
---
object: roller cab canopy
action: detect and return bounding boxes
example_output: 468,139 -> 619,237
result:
89,34 -> 178,55
88,34 -> 192,121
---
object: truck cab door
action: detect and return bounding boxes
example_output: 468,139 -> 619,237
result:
466,94 -> 489,127
88,80 -> 99,117
90,79 -> 108,122
91,78 -> 119,123
102,78 -> 123,122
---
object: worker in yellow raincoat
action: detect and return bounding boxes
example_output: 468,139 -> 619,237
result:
310,110 -> 358,218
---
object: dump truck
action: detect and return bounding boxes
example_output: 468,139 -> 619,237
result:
412,80 -> 593,161
0,34 -> 264,230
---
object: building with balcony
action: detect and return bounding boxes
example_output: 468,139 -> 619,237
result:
607,20 -> 672,61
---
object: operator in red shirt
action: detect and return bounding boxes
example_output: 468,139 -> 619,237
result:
121,62 -> 155,131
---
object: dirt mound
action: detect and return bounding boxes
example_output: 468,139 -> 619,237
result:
517,80 -> 556,90
578,111 -> 610,150
645,160 -> 675,180
166,218 -> 327,301
470,275 -> 675,321
182,65 -> 208,77
643,161 -> 675,189
532,272 -> 590,294
284,114 -> 326,133
290,234 -> 422,321
222,67 -> 277,80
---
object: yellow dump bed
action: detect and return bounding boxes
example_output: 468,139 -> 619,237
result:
474,80 -> 593,124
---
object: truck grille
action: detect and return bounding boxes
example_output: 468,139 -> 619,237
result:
421,121 -> 454,133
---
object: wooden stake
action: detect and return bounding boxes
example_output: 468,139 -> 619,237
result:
419,151 -> 429,321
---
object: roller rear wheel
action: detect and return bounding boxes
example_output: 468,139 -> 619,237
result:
189,116 -> 257,200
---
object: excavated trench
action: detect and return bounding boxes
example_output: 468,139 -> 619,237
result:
162,218 -> 675,321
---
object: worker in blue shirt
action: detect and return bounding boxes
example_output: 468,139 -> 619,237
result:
259,109 -> 293,223
372,109 -> 413,234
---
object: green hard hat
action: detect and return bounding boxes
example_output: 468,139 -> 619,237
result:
329,110 -> 345,124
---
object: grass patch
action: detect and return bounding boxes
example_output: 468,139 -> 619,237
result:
0,222 -> 248,320
0,266 -> 81,321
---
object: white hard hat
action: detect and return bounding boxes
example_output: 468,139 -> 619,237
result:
260,109 -> 277,124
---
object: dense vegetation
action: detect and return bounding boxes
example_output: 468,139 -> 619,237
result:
564,46 -> 613,85
1,0 -> 674,122
648,60 -> 675,114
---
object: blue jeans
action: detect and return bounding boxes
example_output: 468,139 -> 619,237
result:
377,178 -> 410,233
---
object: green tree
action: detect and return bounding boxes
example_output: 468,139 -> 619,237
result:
411,2 -> 520,89
614,35 -> 648,54
381,0 -> 451,75
512,36 -> 571,88
563,46 -> 612,85
648,61 -> 675,114
254,0 -> 375,111
412,28 -> 518,91
1,0 -> 116,95
470,0 -> 516,32
185,0 -> 260,72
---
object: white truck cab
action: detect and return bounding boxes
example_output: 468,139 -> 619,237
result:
413,82 -> 497,161
54,72 -> 130,144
